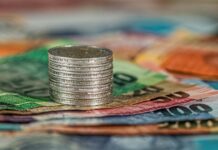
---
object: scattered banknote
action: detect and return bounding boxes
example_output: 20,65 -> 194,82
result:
1,93 -> 218,134
9,94 -> 217,127
9,118 -> 218,136
135,35 -> 218,80
180,78 -> 218,90
0,83 -> 217,118
2,118 -> 218,136
162,48 -> 218,80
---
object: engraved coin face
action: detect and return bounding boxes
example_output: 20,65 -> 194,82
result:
48,45 -> 112,59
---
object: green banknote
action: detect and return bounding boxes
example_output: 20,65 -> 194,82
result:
0,40 -> 166,111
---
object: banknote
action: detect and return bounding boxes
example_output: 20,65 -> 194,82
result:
203,80 -> 218,90
135,40 -> 218,80
181,78 -> 218,90
0,40 -> 167,112
0,92 -> 218,132
28,118 -> 218,136
0,133 -> 218,150
0,84 -> 217,120
134,30 -> 196,67
5,94 -> 215,127
162,48 -> 218,80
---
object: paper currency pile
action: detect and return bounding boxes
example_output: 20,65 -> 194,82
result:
0,1 -> 218,149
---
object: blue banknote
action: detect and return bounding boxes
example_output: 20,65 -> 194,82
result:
182,79 -> 218,90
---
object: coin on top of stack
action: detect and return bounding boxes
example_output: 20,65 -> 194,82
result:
48,45 -> 113,106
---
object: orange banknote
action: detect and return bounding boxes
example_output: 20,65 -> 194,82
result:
135,33 -> 218,80
162,47 -> 218,80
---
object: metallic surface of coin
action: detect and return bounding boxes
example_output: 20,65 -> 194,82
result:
48,45 -> 113,106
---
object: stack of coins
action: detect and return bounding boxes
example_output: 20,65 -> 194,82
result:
48,45 -> 113,106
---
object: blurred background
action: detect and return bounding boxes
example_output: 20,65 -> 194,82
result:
0,0 -> 217,41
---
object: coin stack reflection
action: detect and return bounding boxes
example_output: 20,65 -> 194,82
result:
48,45 -> 113,106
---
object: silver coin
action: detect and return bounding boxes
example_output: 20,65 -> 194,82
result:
50,95 -> 112,106
50,89 -> 111,99
48,72 -> 113,80
49,76 -> 113,86
48,62 -> 113,72
48,60 -> 112,68
50,91 -> 111,100
48,45 -> 112,61
49,79 -> 112,86
50,84 -> 112,94
50,93 -> 111,101
50,88 -> 112,96
48,68 -> 113,75
49,75 -> 113,82
48,59 -> 112,67
49,55 -> 112,65
49,76 -> 113,83
49,82 -> 112,91
48,70 -> 113,78
49,82 -> 112,92
48,51 -> 112,60
49,87 -> 112,95
48,74 -> 112,81
48,67 -> 113,75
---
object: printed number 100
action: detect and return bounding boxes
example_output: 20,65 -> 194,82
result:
154,103 -> 212,117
